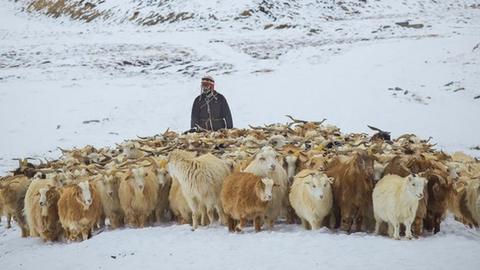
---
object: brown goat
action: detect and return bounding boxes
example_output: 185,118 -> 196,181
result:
422,169 -> 452,234
221,172 -> 275,232
58,181 -> 103,241
12,159 -> 37,178
406,155 -> 450,235
0,176 -> 31,236
325,151 -> 375,233
383,155 -> 410,177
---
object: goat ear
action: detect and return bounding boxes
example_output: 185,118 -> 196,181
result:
299,153 -> 308,163
453,182 -> 466,194
327,177 -> 335,184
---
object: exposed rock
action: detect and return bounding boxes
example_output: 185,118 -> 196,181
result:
395,21 -> 424,29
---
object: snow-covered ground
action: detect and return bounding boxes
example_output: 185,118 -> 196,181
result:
1,0 -> 480,269
1,216 -> 480,270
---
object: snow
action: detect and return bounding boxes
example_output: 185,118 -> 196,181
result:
1,216 -> 480,270
1,0 -> 480,269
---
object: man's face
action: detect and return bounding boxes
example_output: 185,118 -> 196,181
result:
201,79 -> 214,92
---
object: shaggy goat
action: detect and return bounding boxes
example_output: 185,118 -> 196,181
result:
221,172 -> 274,232
58,180 -> 102,241
326,151 -> 375,232
0,175 -> 31,236
119,167 -> 158,228
168,177 -> 193,224
289,169 -> 334,230
244,146 -> 289,229
94,172 -> 124,229
167,149 -> 230,229
373,174 -> 427,240
24,180 -> 62,242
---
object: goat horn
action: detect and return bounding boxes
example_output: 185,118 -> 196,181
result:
367,125 -> 391,134
195,124 -> 209,132
116,160 -> 135,168
248,125 -> 264,130
139,147 -> 156,156
57,147 -> 71,153
286,115 -> 326,126
396,134 -> 414,141
423,136 -> 433,143
351,141 -> 368,147
155,145 -> 175,154
85,167 -> 97,175
163,128 -> 171,136
318,118 -> 327,125
29,157 -> 46,166
144,157 -> 159,170
37,168 -> 56,173
286,115 -> 307,124
93,163 -> 105,169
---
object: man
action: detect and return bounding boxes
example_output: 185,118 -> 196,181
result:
190,75 -> 233,131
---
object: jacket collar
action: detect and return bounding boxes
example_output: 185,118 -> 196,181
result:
200,90 -> 218,101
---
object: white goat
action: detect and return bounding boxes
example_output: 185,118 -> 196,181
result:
373,174 -> 427,240
289,169 -> 334,230
167,150 -> 230,229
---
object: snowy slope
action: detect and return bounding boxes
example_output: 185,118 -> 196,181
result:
0,1 -> 480,269
22,0 -> 480,30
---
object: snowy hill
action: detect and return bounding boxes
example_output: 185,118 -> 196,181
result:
0,1 -> 480,269
23,0 -> 480,30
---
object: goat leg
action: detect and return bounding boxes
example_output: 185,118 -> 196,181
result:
227,217 -> 236,232
235,218 -> 246,232
6,213 -> 12,229
254,216 -> 262,232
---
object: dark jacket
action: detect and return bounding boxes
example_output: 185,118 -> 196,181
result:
191,91 -> 233,131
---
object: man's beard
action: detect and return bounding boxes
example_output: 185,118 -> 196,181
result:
202,87 -> 213,94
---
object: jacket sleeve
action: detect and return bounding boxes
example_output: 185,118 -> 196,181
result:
191,97 -> 200,129
221,96 -> 233,129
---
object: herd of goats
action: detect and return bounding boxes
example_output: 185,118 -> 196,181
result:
0,116 -> 479,242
